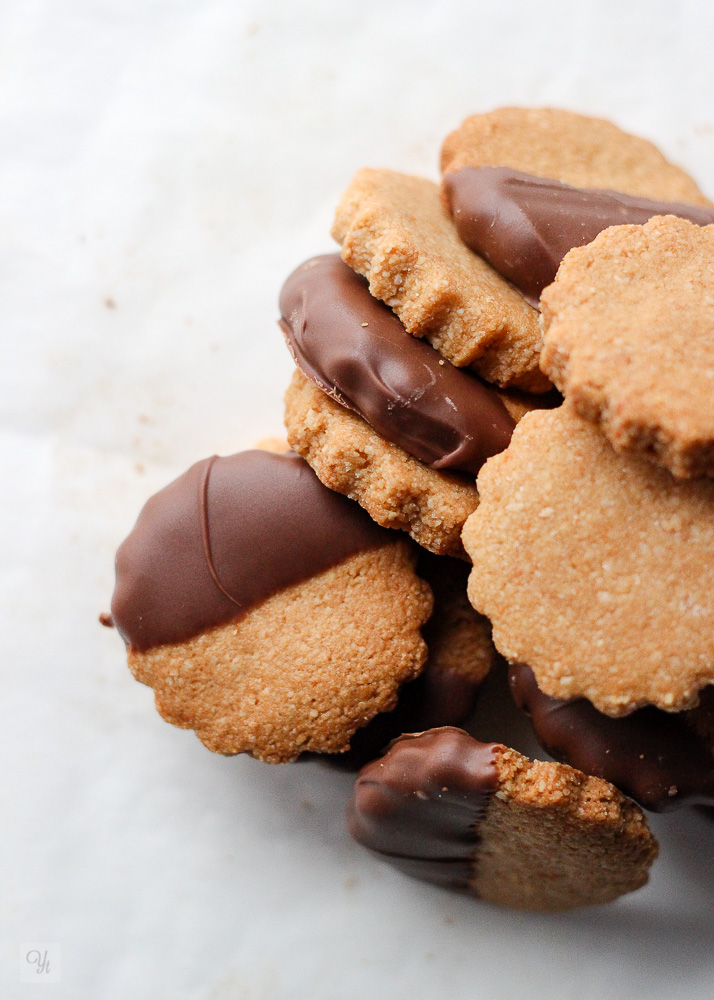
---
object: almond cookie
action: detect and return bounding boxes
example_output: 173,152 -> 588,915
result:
326,553 -> 496,770
441,107 -> 710,204
109,450 -> 432,762
541,215 -> 714,478
462,404 -> 714,716
348,727 -> 658,911
331,168 -> 549,391
510,663 -> 714,812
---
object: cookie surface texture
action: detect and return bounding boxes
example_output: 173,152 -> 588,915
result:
441,107 -> 710,204
463,404 -> 714,715
331,168 -> 548,390
348,728 -> 658,911
284,368 -> 479,557
326,554 -> 495,770
541,215 -> 714,478
113,450 -> 433,762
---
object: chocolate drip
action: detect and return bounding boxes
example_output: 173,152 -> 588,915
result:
444,167 -> 714,306
509,663 -> 714,811
279,254 -> 515,476
111,450 -> 387,652
348,728 -> 502,890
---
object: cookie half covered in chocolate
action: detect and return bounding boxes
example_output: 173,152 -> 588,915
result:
348,727 -> 658,911
280,254 -> 555,556
110,450 -> 432,762
440,108 -> 713,310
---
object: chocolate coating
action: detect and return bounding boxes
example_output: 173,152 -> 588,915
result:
444,167 -> 714,306
509,663 -> 714,811
111,450 -> 387,652
279,254 -> 515,476
348,728 -> 502,890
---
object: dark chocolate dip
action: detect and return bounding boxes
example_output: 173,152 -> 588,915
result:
279,254 -> 515,476
509,663 -> 714,811
111,450 -> 387,652
348,727 -> 502,890
444,167 -> 714,306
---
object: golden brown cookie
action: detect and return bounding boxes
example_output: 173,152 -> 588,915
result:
441,107 -> 710,204
462,404 -> 714,716
541,215 -> 714,478
284,368 -> 479,558
331,168 -> 549,390
110,450 -> 432,763
348,727 -> 658,911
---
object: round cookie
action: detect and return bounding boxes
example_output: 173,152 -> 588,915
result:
110,450 -> 433,762
331,168 -> 549,391
510,663 -> 714,812
541,215 -> 714,479
462,403 -> 714,716
440,107 -> 710,204
324,553 -> 496,770
348,727 -> 658,911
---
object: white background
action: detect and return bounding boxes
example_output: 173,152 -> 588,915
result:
2,1 -> 714,997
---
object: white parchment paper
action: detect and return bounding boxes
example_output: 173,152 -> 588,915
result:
2,1 -> 714,997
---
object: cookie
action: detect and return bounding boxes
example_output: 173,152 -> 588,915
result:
442,167 -> 714,306
541,215 -> 714,478
325,553 -> 495,770
510,663 -> 714,811
462,403 -> 714,716
331,168 -> 549,391
441,107 -> 710,204
348,727 -> 658,911
109,450 -> 432,762
284,369 -> 479,558
280,254 -> 517,476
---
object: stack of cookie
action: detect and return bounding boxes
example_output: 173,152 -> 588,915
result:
106,108 -> 714,912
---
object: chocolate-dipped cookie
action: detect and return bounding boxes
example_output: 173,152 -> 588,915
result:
443,167 -> 714,307
441,108 -> 710,205
281,254 -> 555,556
348,727 -> 658,911
110,450 -> 433,762
510,664 -> 714,812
